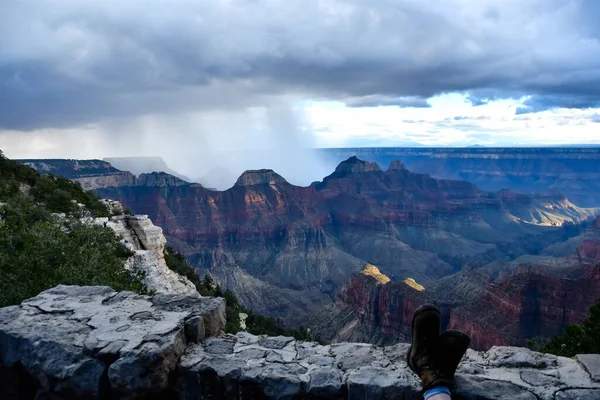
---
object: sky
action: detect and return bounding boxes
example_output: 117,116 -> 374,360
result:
1,0 -> 600,185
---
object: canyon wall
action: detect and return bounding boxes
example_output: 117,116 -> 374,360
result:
310,254 -> 600,350
20,159 -> 136,190
324,147 -> 600,207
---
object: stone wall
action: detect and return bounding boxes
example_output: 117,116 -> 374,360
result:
1,286 -> 600,399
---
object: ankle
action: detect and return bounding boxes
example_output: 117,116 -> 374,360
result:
424,386 -> 451,400
426,394 -> 451,400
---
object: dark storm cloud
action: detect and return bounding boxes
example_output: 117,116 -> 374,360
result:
515,94 -> 600,115
1,0 -> 600,130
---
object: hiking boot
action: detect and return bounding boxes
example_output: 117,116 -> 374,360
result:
439,329 -> 471,381
407,304 -> 449,391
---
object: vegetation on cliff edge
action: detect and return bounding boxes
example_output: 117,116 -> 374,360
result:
0,151 -> 147,307
540,297 -> 600,357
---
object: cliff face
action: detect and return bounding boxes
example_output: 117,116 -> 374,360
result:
311,254 -> 600,350
2,286 -> 600,400
19,159 -> 191,191
90,208 -> 199,297
324,148 -> 600,207
20,159 -> 136,190
580,240 -> 600,262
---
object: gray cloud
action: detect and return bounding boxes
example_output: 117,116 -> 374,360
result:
1,0 -> 600,130
344,95 -> 430,108
516,95 -> 600,115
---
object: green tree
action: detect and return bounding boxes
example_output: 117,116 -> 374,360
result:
542,298 -> 600,357
0,151 -> 146,307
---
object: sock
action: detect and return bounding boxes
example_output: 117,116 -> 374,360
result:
424,386 -> 452,400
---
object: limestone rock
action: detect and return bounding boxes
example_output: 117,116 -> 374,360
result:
555,388 -> 600,399
0,285 -> 225,398
346,366 -> 419,399
487,346 -> 539,368
454,375 -> 538,399
175,334 -> 600,400
100,214 -> 199,298
99,198 -> 124,215
576,354 -> 600,382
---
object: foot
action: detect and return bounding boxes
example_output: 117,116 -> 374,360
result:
407,305 -> 471,392
407,304 -> 450,391
439,330 -> 471,380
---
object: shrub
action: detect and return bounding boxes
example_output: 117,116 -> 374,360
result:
0,150 -> 147,307
0,200 -> 147,307
541,297 -> 600,357
0,150 -> 109,218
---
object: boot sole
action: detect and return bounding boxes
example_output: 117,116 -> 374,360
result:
406,304 -> 440,372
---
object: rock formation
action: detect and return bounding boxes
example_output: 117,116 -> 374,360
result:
19,159 -> 136,190
324,147 -> 600,207
93,157 -> 597,326
18,159 -> 193,190
91,210 -> 199,298
0,285 -> 225,399
309,252 -> 600,350
1,286 -> 600,399
235,169 -> 288,186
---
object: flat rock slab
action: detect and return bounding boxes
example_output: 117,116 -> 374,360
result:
0,285 -> 225,398
176,334 -> 600,400
454,375 -> 538,400
577,354 -> 600,382
555,388 -> 600,399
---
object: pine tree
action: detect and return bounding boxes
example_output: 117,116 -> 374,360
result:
542,298 -> 600,357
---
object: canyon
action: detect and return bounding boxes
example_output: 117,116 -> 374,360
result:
323,147 -> 600,207
20,155 -> 600,349
309,217 -> 600,349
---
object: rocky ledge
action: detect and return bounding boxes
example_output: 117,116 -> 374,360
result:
0,285 -> 225,399
177,337 -> 600,400
2,286 -> 600,400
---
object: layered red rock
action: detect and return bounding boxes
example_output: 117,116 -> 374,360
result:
580,240 -> 600,263
313,258 -> 600,350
